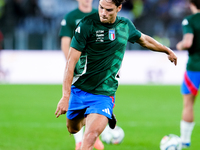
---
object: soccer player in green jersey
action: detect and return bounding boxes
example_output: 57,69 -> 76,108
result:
55,0 -> 177,149
59,1 -> 104,150
176,0 -> 200,148
60,0 -> 97,60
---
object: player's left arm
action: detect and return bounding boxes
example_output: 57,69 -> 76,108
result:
136,33 -> 177,66
176,33 -> 194,50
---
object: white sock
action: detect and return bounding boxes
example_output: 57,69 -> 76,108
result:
74,126 -> 84,144
180,120 -> 195,143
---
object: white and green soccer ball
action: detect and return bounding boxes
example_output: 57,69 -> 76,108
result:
160,134 -> 182,150
101,125 -> 125,144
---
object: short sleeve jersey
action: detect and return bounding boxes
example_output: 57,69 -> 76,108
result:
71,12 -> 141,96
59,8 -> 97,38
182,13 -> 200,71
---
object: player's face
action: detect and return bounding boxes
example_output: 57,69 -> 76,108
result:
77,0 -> 93,8
98,0 -> 122,24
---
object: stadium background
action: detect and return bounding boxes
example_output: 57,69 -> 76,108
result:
0,0 -> 200,150
0,0 -> 190,50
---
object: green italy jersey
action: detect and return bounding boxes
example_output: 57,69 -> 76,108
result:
59,8 -> 97,38
71,12 -> 141,96
182,13 -> 200,71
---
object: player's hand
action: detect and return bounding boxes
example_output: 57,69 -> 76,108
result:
168,50 -> 177,66
55,97 -> 69,118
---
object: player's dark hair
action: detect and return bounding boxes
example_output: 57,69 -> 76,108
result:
105,0 -> 126,7
190,0 -> 200,9
113,0 -> 126,7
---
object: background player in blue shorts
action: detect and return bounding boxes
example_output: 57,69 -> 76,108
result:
176,0 -> 200,148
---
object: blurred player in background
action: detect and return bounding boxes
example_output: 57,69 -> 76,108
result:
59,0 -> 104,149
176,0 -> 200,148
56,0 -> 177,149
60,0 -> 97,59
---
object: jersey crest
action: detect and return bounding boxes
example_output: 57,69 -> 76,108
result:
109,29 -> 115,41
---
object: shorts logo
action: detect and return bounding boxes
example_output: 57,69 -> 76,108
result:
102,108 -> 111,115
109,29 -> 115,41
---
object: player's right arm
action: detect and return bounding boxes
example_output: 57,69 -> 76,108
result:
136,33 -> 177,66
126,18 -> 177,65
55,47 -> 81,118
61,36 -> 71,60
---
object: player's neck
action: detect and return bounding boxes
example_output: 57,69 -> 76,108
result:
79,4 -> 92,13
190,4 -> 200,14
192,9 -> 200,14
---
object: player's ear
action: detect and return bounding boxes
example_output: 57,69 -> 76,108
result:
117,4 -> 122,12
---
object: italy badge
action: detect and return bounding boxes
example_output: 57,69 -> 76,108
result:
109,29 -> 115,41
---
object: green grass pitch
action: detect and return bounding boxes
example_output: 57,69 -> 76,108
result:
0,84 -> 200,150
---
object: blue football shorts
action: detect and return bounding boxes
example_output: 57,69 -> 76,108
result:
67,85 -> 115,120
181,71 -> 200,96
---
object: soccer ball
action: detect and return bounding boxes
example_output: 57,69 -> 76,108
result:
101,125 -> 125,144
160,134 -> 182,150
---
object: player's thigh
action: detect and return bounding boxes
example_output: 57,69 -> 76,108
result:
66,109 -> 86,133
183,94 -> 195,107
66,115 -> 85,133
84,113 -> 108,136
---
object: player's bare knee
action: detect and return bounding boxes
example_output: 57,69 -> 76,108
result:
84,131 -> 99,141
